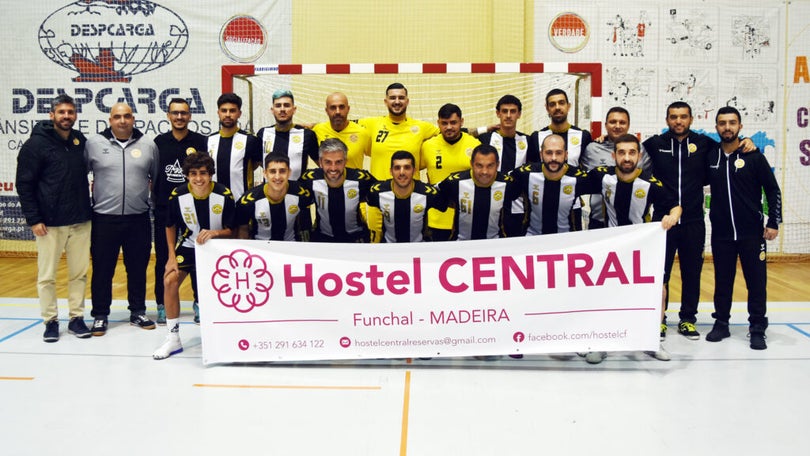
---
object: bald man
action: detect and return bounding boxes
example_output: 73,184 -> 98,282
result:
85,102 -> 159,336
312,92 -> 370,169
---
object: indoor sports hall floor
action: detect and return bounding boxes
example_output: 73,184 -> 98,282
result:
1,259 -> 808,455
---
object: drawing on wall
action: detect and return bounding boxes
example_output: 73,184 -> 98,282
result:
731,15 -> 771,60
605,11 -> 653,58
663,68 -> 718,122
606,65 -> 657,119
664,8 -> 718,58
722,73 -> 776,123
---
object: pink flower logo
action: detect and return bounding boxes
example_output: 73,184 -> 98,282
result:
212,249 -> 273,313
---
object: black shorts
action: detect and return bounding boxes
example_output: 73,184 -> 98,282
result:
174,245 -> 196,272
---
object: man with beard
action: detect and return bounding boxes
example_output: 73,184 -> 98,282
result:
366,151 -> 446,243
153,98 -> 208,324
313,92 -> 370,169
16,94 -> 92,342
581,134 -> 681,364
529,89 -> 593,231
581,107 -> 651,229
511,134 -> 600,236
207,93 -> 262,201
420,103 -> 480,241
85,102 -> 158,336
256,89 -> 319,181
299,138 -> 376,242
704,106 -> 781,350
642,101 -> 755,341
236,154 -> 314,241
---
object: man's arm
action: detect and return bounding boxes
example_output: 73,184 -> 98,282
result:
660,205 -> 682,230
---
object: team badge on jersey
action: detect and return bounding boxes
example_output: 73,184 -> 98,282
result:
411,126 -> 419,134
571,137 -> 580,146
212,204 -> 223,214
688,143 -> 697,154
131,149 -> 142,158
176,255 -> 185,264
493,191 -> 503,201
518,141 -> 526,150
734,159 -> 745,169
347,189 -> 358,199
563,185 -> 574,195
186,147 -> 197,155
634,189 -> 646,199
606,187 -> 613,199
414,204 -> 424,213
235,141 -> 244,150
73,138 -> 80,145
288,205 -> 299,214
759,251 -> 766,261
350,134 -> 358,143
292,136 -> 302,143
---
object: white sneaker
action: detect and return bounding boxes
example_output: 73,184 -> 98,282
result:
153,334 -> 183,360
645,346 -> 671,362
585,351 -> 607,364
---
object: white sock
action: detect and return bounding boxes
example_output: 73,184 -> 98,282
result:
167,318 -> 180,334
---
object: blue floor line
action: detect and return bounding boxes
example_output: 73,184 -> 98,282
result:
0,319 -> 43,343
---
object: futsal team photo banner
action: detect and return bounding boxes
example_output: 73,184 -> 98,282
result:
196,224 -> 666,364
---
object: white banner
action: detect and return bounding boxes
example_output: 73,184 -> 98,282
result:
196,224 -> 666,364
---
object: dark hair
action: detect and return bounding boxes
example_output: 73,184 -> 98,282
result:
716,106 -> 742,123
438,103 -> 462,119
386,82 -> 408,96
182,152 -> 215,176
471,143 -> 500,163
318,138 -> 348,159
545,88 -> 569,104
666,101 -> 692,117
613,134 -> 640,151
217,93 -> 242,109
606,106 -> 630,123
168,98 -> 190,108
264,153 -> 290,168
496,94 -> 522,112
50,94 -> 75,113
390,150 -> 415,168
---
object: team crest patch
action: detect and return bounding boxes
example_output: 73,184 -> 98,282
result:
212,204 -> 223,214
571,137 -> 580,146
411,126 -> 419,134
347,189 -> 358,199
734,159 -> 745,169
634,189 -> 646,199
176,255 -> 185,264
235,141 -> 245,150
606,187 -> 613,199
493,190 -> 503,201
73,138 -> 80,146
131,149 -> 142,158
349,134 -> 358,143
413,204 -> 424,213
518,141 -> 527,150
688,143 -> 697,154
186,147 -> 197,155
288,205 -> 299,214
563,185 -> 574,195
292,136 -> 302,143
759,251 -> 766,261
465,148 -> 474,157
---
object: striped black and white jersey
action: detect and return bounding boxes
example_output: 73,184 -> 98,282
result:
366,180 -> 446,243
236,181 -> 314,241
207,131 -> 262,200
299,167 -> 376,242
439,170 -> 519,240
589,167 -> 672,227
256,125 -> 319,180
167,182 -> 236,248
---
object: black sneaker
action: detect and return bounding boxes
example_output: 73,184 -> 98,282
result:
43,319 -> 59,343
677,321 -> 700,340
749,331 -> 767,350
91,318 -> 108,336
130,313 -> 156,330
706,321 -> 730,342
67,317 -> 91,339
